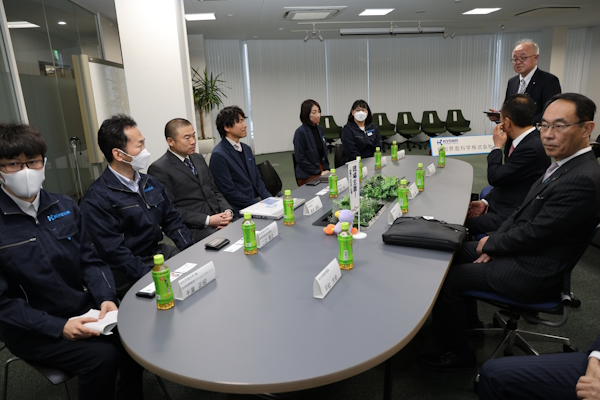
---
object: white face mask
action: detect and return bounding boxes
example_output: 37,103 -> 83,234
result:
354,111 -> 368,122
119,148 -> 151,171
0,160 -> 46,198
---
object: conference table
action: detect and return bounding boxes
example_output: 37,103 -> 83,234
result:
118,155 -> 473,396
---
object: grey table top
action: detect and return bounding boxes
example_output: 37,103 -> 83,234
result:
119,155 -> 473,394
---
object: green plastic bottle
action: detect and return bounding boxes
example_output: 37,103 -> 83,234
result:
398,179 -> 409,214
152,254 -> 174,310
329,168 -> 338,198
416,163 -> 425,192
338,221 -> 353,270
357,156 -> 363,181
438,145 -> 445,168
391,141 -> 398,161
242,212 -> 257,255
283,189 -> 294,226
374,147 -> 382,170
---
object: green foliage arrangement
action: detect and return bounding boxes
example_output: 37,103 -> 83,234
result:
328,195 -> 381,227
192,67 -> 228,139
361,175 -> 401,200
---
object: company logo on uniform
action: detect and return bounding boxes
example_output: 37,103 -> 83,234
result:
144,186 -> 154,193
47,210 -> 71,222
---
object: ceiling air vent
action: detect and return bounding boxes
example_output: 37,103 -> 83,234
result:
280,6 -> 347,21
515,6 -> 580,18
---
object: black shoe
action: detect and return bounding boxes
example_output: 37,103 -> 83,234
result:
420,350 -> 476,371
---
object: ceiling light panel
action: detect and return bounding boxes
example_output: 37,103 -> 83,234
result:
359,9 -> 394,16
185,13 -> 216,21
463,8 -> 501,15
280,7 -> 347,21
7,21 -> 40,29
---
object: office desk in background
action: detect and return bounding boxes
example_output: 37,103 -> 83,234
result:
118,156 -> 473,395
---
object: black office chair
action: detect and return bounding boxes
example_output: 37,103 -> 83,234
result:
372,113 -> 396,152
257,160 -> 283,197
420,111 -> 446,138
446,109 -> 472,136
396,112 -> 426,151
291,153 -> 300,186
3,357 -> 74,400
334,144 -> 344,169
319,116 -> 343,153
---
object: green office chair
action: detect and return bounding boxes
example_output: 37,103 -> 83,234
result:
396,112 -> 425,151
446,109 -> 472,136
421,111 -> 446,138
319,116 -> 342,153
372,113 -> 395,153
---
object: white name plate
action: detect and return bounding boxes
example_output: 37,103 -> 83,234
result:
430,135 -> 495,156
380,156 -> 387,167
256,222 -> 278,248
397,149 -> 406,160
362,166 -> 368,179
313,259 -> 342,299
426,163 -> 436,177
408,182 -> 419,199
303,196 -> 323,216
337,177 -> 349,193
137,262 -> 198,295
387,202 -> 402,224
173,261 -> 216,301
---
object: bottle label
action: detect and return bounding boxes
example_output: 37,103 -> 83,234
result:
243,223 -> 257,251
439,152 -> 445,165
416,171 -> 424,189
329,175 -> 338,195
399,188 -> 409,212
375,153 -> 381,169
152,268 -> 174,305
283,198 -> 294,223
391,146 -> 397,160
338,234 -> 353,264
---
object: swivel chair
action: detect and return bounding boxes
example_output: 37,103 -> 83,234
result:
319,116 -> 343,153
420,111 -> 446,138
396,112 -> 425,151
334,144 -> 344,169
372,113 -> 396,152
291,153 -> 299,185
257,160 -> 283,197
445,109 -> 472,136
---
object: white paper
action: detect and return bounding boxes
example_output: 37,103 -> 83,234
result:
398,149 -> 406,159
362,166 -> 368,179
303,196 -> 323,216
256,222 -> 278,248
426,163 -> 436,177
70,309 -> 118,335
408,182 -> 419,199
173,261 -> 216,301
224,238 -> 244,252
337,177 -> 349,193
387,203 -> 402,224
347,161 -> 360,213
316,187 -> 329,196
313,259 -> 342,299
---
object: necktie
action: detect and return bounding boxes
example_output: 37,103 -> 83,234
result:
184,158 -> 197,176
518,79 -> 526,94
508,144 -> 515,157
234,143 -> 242,152
543,162 -> 559,182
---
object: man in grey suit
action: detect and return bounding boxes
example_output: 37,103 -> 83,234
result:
148,118 -> 233,242
423,93 -> 600,370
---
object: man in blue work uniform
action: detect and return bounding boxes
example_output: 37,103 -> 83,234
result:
80,114 -> 194,298
0,123 -> 143,399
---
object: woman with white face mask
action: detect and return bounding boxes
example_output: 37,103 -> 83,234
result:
340,99 -> 383,164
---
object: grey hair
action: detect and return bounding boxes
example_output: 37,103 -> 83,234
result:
515,39 -> 539,55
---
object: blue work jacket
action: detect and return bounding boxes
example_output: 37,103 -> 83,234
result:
293,124 -> 330,180
341,121 -> 383,164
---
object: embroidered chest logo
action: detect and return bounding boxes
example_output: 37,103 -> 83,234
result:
47,210 -> 71,222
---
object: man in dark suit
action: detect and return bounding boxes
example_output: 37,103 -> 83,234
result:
466,95 -> 550,236
148,118 -> 233,242
489,39 -> 561,129
423,93 -> 600,370
209,106 -> 271,214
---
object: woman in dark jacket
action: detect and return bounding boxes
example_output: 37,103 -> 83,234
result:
340,99 -> 382,164
293,99 -> 330,186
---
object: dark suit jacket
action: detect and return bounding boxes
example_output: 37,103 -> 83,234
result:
293,124 -> 330,180
483,150 -> 600,301
209,139 -> 271,214
148,151 -> 231,240
505,68 -> 561,125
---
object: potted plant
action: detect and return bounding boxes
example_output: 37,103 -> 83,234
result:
191,67 -> 228,148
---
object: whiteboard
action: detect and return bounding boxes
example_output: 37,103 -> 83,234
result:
88,59 -> 130,126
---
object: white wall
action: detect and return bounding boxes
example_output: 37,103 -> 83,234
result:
98,14 -> 122,64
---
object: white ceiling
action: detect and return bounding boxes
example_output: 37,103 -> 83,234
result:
74,0 -> 600,40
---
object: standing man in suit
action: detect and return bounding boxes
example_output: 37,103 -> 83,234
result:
422,93 -> 600,370
209,106 -> 271,214
466,94 -> 550,236
148,118 -> 233,242
488,39 -> 561,153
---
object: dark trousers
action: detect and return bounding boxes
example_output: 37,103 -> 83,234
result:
189,226 -> 218,242
478,337 -> 600,400
5,328 -> 143,400
432,241 -> 500,350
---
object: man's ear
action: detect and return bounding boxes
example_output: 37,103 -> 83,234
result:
112,148 -> 125,162
166,137 -> 174,149
582,121 -> 596,140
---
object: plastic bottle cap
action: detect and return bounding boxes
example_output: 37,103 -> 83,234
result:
440,145 -> 444,149
153,254 -> 165,265
244,212 -> 252,220
356,156 -> 361,160
418,163 -> 423,167
284,189 -> 291,196
393,141 -> 397,145
376,147 -> 380,151
341,222 -> 349,230
401,179 -> 407,185
331,168 -> 336,173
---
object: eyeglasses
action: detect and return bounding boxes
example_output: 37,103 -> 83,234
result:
0,159 -> 45,173
536,121 -> 588,133
511,55 -> 536,64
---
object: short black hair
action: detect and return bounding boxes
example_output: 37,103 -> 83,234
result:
165,118 -> 192,140
97,114 -> 137,162
300,99 -> 321,126
544,93 -> 596,123
216,106 -> 246,138
501,94 -> 536,128
0,123 -> 47,160
347,99 -> 373,126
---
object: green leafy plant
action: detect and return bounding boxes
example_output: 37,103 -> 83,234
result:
361,175 -> 401,200
192,67 -> 228,139
328,195 -> 382,227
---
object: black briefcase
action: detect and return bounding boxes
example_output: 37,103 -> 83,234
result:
382,216 -> 467,251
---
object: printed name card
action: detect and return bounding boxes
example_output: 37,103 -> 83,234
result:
224,238 -> 244,252
362,166 -> 368,179
313,259 -> 342,299
337,177 -> 349,193
137,262 -> 199,295
408,182 -> 419,199
380,156 -> 387,167
173,261 -> 216,301
397,149 -> 406,160
426,163 -> 436,177
387,203 -> 402,224
256,222 -> 278,248
316,187 -> 329,196
303,196 -> 323,216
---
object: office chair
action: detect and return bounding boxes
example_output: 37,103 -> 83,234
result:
396,112 -> 425,151
420,111 -> 446,138
3,357 -> 74,400
319,116 -> 343,153
445,109 -> 472,136
334,144 -> 344,169
257,160 -> 283,197
372,113 -> 396,152
291,153 -> 300,186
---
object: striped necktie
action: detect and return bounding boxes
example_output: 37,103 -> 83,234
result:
184,158 -> 197,175
518,79 -> 527,94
